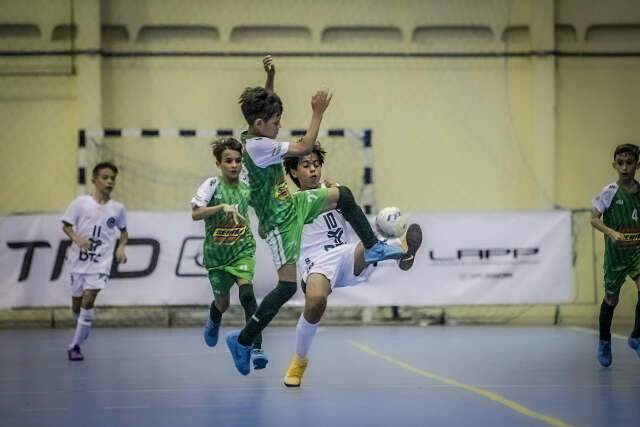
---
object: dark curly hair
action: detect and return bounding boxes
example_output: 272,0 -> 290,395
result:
614,144 -> 640,162
211,137 -> 243,162
284,143 -> 326,188
239,86 -> 283,126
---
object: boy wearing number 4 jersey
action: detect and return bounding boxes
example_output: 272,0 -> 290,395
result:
591,144 -> 640,367
62,162 -> 128,361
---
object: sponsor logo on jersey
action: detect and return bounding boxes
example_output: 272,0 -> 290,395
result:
619,227 -> 640,248
616,199 -> 624,205
107,217 -> 116,228
304,257 -> 315,271
274,180 -> 290,201
212,224 -> 247,243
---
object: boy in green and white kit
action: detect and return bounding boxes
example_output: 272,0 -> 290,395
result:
191,137 -> 267,369
225,56 -> 406,375
591,143 -> 640,367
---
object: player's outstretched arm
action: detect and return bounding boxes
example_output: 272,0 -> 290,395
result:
263,55 -> 275,93
591,209 -> 625,244
286,89 -> 332,157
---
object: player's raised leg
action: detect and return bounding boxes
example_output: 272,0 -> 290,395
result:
324,186 -> 404,263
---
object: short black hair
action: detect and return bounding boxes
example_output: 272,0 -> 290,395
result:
239,86 -> 283,126
614,144 -> 640,162
92,161 -> 118,178
211,137 -> 243,162
284,143 -> 326,188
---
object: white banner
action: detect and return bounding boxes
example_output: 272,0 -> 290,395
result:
0,211 -> 572,308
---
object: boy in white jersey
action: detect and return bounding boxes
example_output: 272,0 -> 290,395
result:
62,162 -> 128,361
281,144 -> 422,387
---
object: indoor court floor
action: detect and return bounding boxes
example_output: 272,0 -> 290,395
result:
1,325 -> 639,427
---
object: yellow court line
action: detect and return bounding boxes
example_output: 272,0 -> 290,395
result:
347,340 -> 573,427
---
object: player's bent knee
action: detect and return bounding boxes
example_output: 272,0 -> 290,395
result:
217,300 -> 230,312
306,296 -> 327,316
605,295 -> 619,307
239,285 -> 256,305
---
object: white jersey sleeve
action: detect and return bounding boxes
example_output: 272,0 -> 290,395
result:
191,177 -> 219,208
592,183 -> 619,213
62,197 -> 82,226
245,137 -> 290,168
115,202 -> 127,230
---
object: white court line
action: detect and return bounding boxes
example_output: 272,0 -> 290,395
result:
566,326 -> 627,340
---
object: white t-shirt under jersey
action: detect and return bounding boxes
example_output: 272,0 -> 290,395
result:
62,195 -> 127,275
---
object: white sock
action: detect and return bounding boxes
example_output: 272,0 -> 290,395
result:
295,314 -> 319,358
69,308 -> 95,349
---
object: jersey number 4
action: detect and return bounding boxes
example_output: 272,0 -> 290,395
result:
633,209 -> 639,222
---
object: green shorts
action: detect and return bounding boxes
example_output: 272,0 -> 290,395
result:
207,257 -> 255,297
603,257 -> 640,296
265,188 -> 328,269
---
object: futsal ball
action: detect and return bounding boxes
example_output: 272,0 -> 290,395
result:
375,206 -> 408,238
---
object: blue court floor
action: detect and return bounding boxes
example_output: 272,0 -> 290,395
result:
1,326 -> 639,427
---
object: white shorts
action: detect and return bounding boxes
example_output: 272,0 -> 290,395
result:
299,242 -> 375,289
69,273 -> 108,297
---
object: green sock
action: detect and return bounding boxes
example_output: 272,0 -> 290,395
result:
238,284 -> 262,349
337,186 -> 377,249
238,280 -> 296,347
209,300 -> 222,324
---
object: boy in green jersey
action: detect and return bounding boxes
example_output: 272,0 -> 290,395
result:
225,56 -> 406,375
191,137 -> 267,370
591,143 -> 640,367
